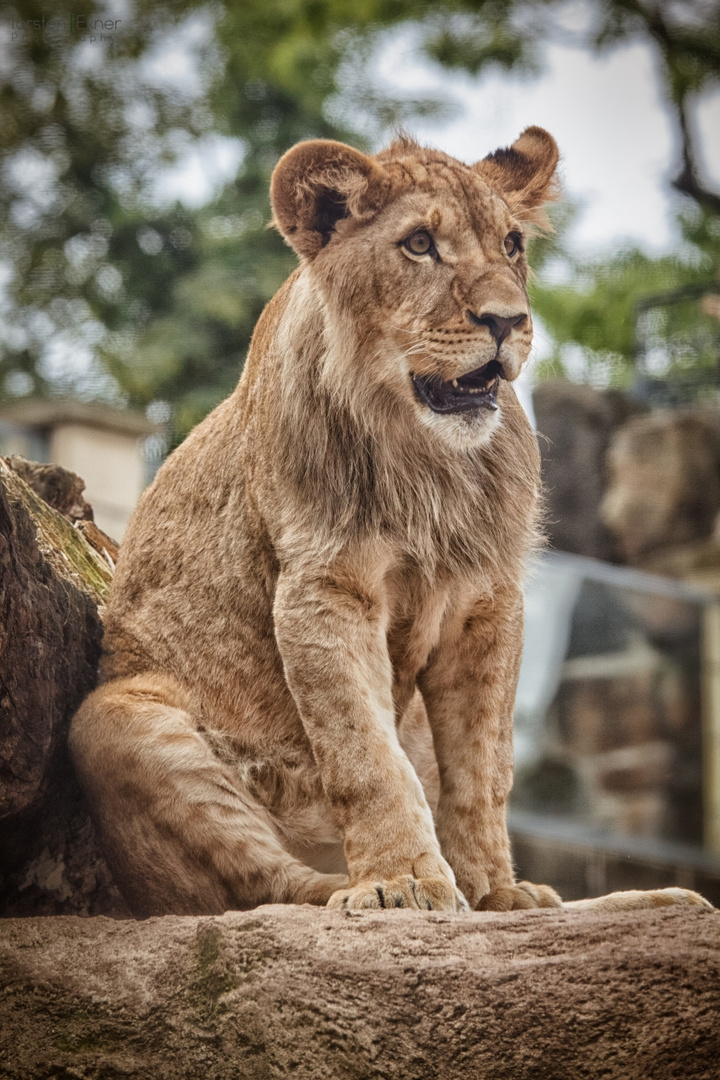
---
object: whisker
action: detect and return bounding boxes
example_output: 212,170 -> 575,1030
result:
388,323 -> 423,337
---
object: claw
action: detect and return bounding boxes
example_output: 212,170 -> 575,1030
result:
327,875 -> 464,913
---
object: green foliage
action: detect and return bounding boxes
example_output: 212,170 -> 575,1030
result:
1,0 -> 210,418
528,204 -> 720,396
1,0 -> 455,443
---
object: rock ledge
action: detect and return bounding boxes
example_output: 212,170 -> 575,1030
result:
1,904 -> 718,1079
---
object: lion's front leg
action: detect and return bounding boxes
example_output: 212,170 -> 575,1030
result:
274,566 -> 465,912
419,585 -> 561,911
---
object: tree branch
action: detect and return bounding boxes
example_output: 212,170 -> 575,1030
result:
671,93 -> 720,215
627,2 -> 720,214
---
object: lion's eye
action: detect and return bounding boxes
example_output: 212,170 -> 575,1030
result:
403,230 -> 435,257
504,232 -> 522,257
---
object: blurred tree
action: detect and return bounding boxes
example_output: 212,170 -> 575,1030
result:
0,0 -> 450,442
589,0 -> 720,215
1,0 -> 213,424
528,202 -> 720,396
424,0 -> 720,211
112,0 -> 447,440
419,0 -> 720,398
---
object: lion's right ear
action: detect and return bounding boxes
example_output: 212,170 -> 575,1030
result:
270,140 -> 390,259
474,127 -> 561,226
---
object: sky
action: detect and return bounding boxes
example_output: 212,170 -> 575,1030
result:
368,26 -> 720,258
157,14 -> 720,260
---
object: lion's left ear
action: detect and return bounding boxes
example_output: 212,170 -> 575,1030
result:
270,140 -> 390,259
474,127 -> 560,224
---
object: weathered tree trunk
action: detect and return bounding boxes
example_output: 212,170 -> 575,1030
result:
0,457 -> 126,916
1,905 -> 718,1080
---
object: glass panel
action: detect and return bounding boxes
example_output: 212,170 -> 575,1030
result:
514,552 -> 705,851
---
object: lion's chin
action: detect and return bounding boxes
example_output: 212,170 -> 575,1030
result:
410,359 -> 504,415
415,396 -> 502,452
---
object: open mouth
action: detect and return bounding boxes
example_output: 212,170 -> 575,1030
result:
411,359 -> 505,415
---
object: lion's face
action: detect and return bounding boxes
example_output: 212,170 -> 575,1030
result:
270,130 -> 559,446
323,181 -> 533,445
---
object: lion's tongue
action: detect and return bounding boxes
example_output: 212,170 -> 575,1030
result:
455,358 -> 505,391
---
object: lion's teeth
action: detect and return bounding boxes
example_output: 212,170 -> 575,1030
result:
450,379 -> 497,395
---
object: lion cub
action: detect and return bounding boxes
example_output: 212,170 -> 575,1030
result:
70,130 -> 711,916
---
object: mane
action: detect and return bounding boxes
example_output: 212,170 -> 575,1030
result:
375,134 -> 460,175
376,130 -> 421,157
258,286 -> 540,583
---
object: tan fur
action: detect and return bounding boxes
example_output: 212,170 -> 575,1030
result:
69,131 -> 712,917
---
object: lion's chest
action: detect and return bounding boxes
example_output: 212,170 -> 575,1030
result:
383,565 -> 468,721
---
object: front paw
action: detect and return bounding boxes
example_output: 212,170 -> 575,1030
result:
477,880 -> 562,911
327,874 -> 469,912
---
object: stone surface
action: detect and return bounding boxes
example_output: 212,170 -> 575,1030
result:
0,905 -> 718,1079
603,409 -> 720,566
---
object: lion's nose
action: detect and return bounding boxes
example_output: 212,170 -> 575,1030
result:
467,310 -> 527,345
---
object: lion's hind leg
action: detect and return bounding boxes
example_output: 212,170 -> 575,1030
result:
563,888 -> 714,912
477,883 -> 714,912
69,673 -> 347,917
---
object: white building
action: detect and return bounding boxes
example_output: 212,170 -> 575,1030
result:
0,399 -> 159,539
